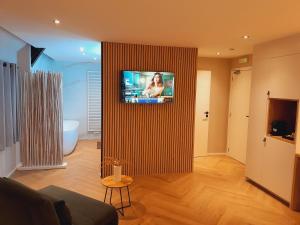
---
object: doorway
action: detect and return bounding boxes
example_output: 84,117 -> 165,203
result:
227,68 -> 252,163
194,70 -> 211,157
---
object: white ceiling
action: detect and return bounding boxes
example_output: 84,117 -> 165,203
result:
1,0 -> 300,61
0,27 -> 26,63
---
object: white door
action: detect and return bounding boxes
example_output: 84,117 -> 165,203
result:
227,69 -> 252,163
194,70 -> 211,157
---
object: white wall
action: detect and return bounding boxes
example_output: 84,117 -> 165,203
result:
0,27 -> 25,63
0,143 -> 20,177
0,27 -> 25,177
56,62 -> 101,139
32,53 -> 55,72
197,58 -> 231,153
17,44 -> 31,72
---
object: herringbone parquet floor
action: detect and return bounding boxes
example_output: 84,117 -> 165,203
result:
12,140 -> 300,225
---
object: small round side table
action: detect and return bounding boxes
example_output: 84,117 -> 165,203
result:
101,175 -> 133,216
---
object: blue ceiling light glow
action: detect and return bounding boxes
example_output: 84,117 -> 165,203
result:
75,42 -> 101,62
91,45 -> 101,56
43,40 -> 101,62
78,43 -> 100,58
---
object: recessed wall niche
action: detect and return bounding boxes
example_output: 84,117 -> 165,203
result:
267,98 -> 298,144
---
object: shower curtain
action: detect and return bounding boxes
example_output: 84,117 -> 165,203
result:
19,71 -> 63,167
0,61 -> 19,151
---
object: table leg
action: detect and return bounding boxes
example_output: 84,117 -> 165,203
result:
119,188 -> 124,216
104,187 -> 108,202
109,188 -> 113,205
113,186 -> 132,216
127,186 -> 131,206
103,185 -> 132,216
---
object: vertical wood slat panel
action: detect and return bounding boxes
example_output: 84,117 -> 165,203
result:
19,71 -> 63,168
102,42 -> 198,176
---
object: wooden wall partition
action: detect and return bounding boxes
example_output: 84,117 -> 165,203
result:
19,71 -> 63,168
102,42 -> 198,176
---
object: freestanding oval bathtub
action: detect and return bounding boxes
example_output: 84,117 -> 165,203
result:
63,120 -> 79,156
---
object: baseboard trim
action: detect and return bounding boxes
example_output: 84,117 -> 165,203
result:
194,153 -> 227,158
79,136 -> 101,141
17,162 -> 68,171
246,177 -> 290,206
207,153 -> 227,156
6,167 -> 17,178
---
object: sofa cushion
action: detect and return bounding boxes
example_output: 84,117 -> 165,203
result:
0,190 -> 33,225
43,193 -> 73,225
39,185 -> 119,225
0,177 -> 61,225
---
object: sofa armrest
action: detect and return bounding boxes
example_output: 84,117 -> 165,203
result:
39,185 -> 118,225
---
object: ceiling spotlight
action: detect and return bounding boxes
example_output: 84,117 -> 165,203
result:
82,52 -> 86,56
80,47 -> 84,52
53,19 -> 60,25
243,35 -> 250,39
93,57 -> 97,61
217,52 -> 221,56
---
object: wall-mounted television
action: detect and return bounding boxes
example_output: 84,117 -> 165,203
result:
121,71 -> 175,104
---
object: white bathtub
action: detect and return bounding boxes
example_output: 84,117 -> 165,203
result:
63,120 -> 79,156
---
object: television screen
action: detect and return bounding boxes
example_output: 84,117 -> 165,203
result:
121,71 -> 175,104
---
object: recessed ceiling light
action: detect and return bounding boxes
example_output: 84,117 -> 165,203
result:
82,52 -> 86,56
243,35 -> 250,39
93,57 -> 97,61
53,19 -> 60,25
80,47 -> 84,52
217,52 -> 221,56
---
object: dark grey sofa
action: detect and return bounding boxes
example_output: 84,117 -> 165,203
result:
0,178 -> 118,225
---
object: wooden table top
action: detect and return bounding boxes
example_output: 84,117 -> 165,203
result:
101,175 -> 133,188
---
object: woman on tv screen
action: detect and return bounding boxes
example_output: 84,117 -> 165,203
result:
142,72 -> 165,98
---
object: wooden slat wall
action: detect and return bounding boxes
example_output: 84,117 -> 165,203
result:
102,42 -> 198,176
